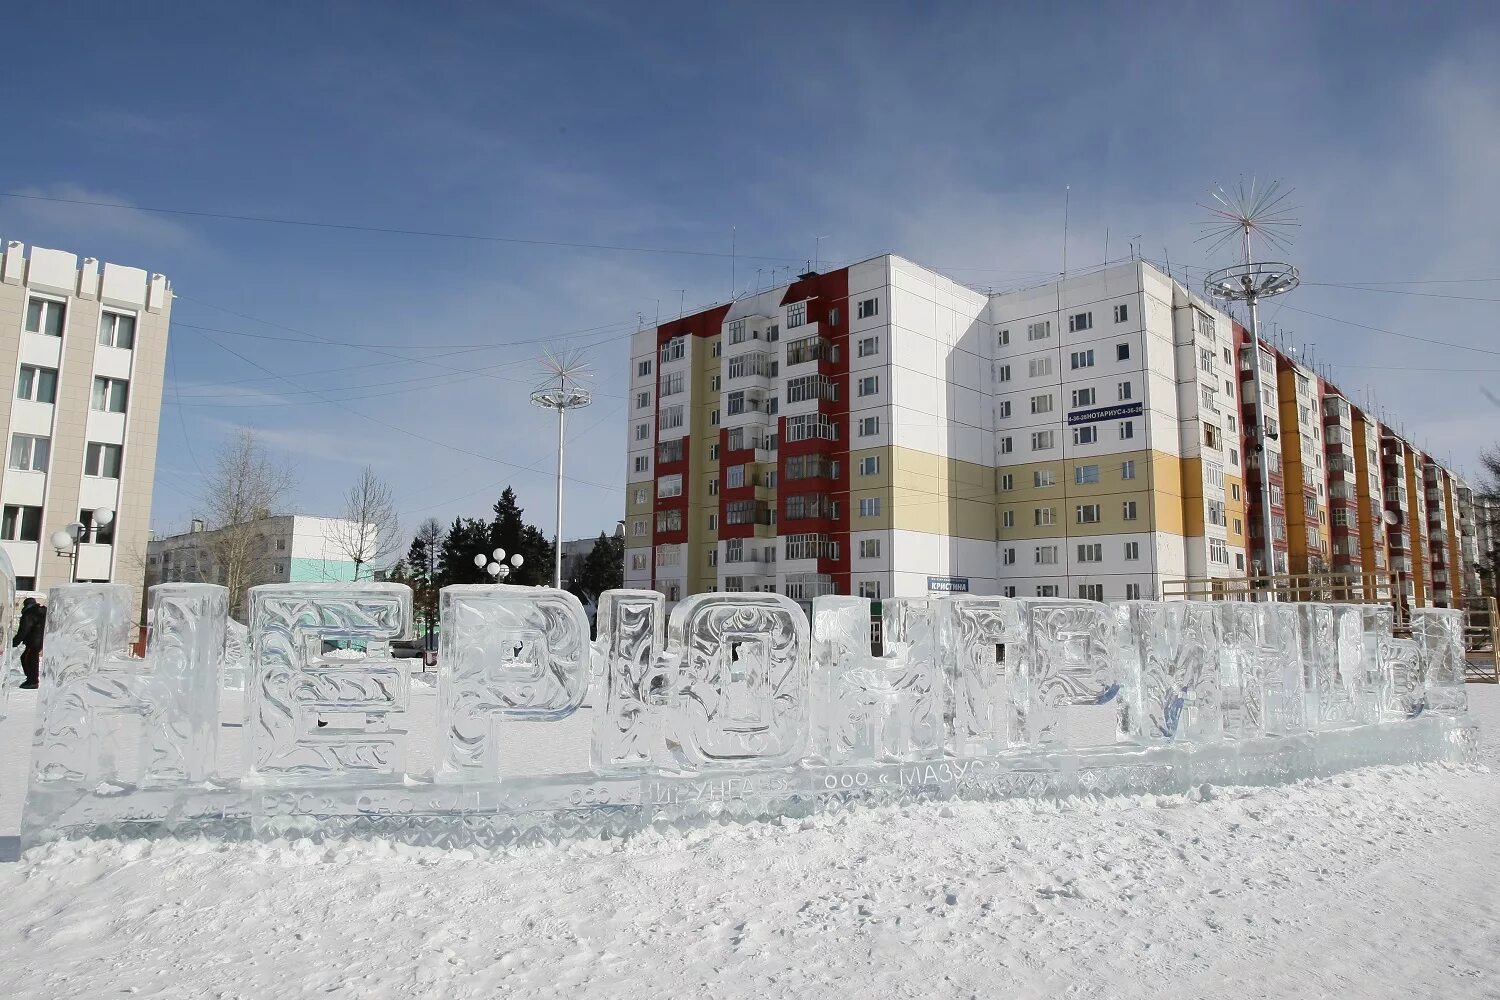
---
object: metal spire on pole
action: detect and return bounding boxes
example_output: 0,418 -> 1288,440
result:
530,350 -> 593,590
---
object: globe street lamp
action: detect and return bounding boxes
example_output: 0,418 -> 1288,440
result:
51,506 -> 114,582
474,547 -> 524,583
530,351 -> 593,590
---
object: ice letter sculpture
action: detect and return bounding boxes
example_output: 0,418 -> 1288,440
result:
247,583 -> 412,783
7,581 -> 1479,850
436,584 -> 590,781
24,583 -> 226,841
811,596 -> 941,764
1116,601 -> 1221,742
1412,608 -> 1467,716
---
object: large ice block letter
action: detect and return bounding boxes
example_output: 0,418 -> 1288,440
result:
1412,607 -> 1466,716
940,596 -> 1026,755
247,583 -> 412,783
29,583 -> 227,788
811,596 -> 941,764
1117,601 -> 1221,743
1015,598 -> 1121,748
591,589 -> 669,772
436,584 -> 590,781
665,592 -> 810,769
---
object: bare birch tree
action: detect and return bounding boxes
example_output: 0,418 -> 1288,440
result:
201,429 -> 299,617
332,465 -> 400,581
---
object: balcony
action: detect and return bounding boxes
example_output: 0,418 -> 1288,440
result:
726,351 -> 776,385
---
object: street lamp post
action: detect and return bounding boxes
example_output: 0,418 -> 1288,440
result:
474,548 -> 525,583
530,352 -> 593,591
50,506 -> 114,581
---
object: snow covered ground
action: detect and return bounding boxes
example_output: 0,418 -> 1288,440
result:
0,685 -> 1494,999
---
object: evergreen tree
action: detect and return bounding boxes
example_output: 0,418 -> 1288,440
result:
404,518 -> 444,645
437,516 -> 492,586
575,531 -> 624,597
488,487 -> 553,586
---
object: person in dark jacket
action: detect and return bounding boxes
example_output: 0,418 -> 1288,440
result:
12,597 -> 45,689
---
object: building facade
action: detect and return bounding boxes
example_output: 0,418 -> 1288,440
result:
0,241 -> 170,610
625,255 -> 1477,611
148,514 -> 372,616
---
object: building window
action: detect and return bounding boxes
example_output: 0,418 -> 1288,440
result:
659,337 -> 686,363
1071,387 -> 1095,408
1027,320 -> 1051,341
725,465 -> 745,489
16,365 -> 59,404
85,442 -> 123,478
1002,510 -> 1015,528
708,478 -> 719,496
1028,357 -> 1053,378
1031,430 -> 1054,451
712,341 -> 721,358
710,375 -> 721,391
1077,543 -> 1103,563
1123,500 -> 1138,520
1119,421 -> 1134,440
92,377 -> 130,414
1209,538 -> 1229,565
1069,311 -> 1093,333
1036,545 -> 1058,564
1001,547 -> 1016,566
632,486 -> 649,505
1,505 -> 42,542
787,301 -> 807,328
999,436 -> 1013,454
858,538 -> 881,559
1118,381 -> 1132,401
1113,304 -> 1129,324
1030,393 -> 1053,414
631,519 -> 646,537
784,413 -> 839,442
1034,469 -> 1056,488
997,329 -> 1010,347
858,416 -> 880,437
79,508 -> 115,545
1078,584 -> 1104,601
1077,504 -> 1101,524
828,307 -> 840,327
656,510 -> 683,533
637,360 -> 653,377
1003,586 -> 1017,598
634,423 -> 650,441
8,434 -> 50,473
636,391 -> 651,409
1070,349 -> 1095,370
858,497 -> 881,518
1037,585 -> 1059,597
857,297 -> 880,319
1035,507 -> 1056,527
1124,541 -> 1140,561
1000,473 -> 1013,491
858,335 -> 879,357
24,297 -> 65,337
997,400 -> 1012,419
997,364 -> 1011,383
1203,423 -> 1220,449
1073,426 -> 1096,445
633,456 -> 649,473
630,552 -> 648,571
858,376 -> 879,397
660,372 -> 684,397
859,456 -> 880,476
858,581 -> 881,599
659,405 -> 684,430
657,474 -> 683,498
1116,342 -> 1130,361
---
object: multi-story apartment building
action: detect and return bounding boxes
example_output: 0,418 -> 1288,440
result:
626,254 -> 1477,611
0,241 -> 170,609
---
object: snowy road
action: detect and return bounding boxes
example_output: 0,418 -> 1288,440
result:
0,686 -> 1493,999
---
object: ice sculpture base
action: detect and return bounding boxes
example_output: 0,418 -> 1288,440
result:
21,715 -> 1478,851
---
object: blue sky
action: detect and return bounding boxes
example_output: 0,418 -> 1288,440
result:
3,2 -> 1497,550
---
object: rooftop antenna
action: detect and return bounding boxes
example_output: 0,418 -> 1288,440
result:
1062,186 -> 1071,277
1200,177 -> 1300,596
730,225 -> 736,300
813,235 -> 830,272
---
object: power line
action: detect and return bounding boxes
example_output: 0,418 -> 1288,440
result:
1278,304 -> 1500,357
1301,282 -> 1500,304
0,190 -> 803,264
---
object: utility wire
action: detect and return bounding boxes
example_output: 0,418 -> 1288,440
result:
1278,304 -> 1500,357
0,190 -> 802,264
